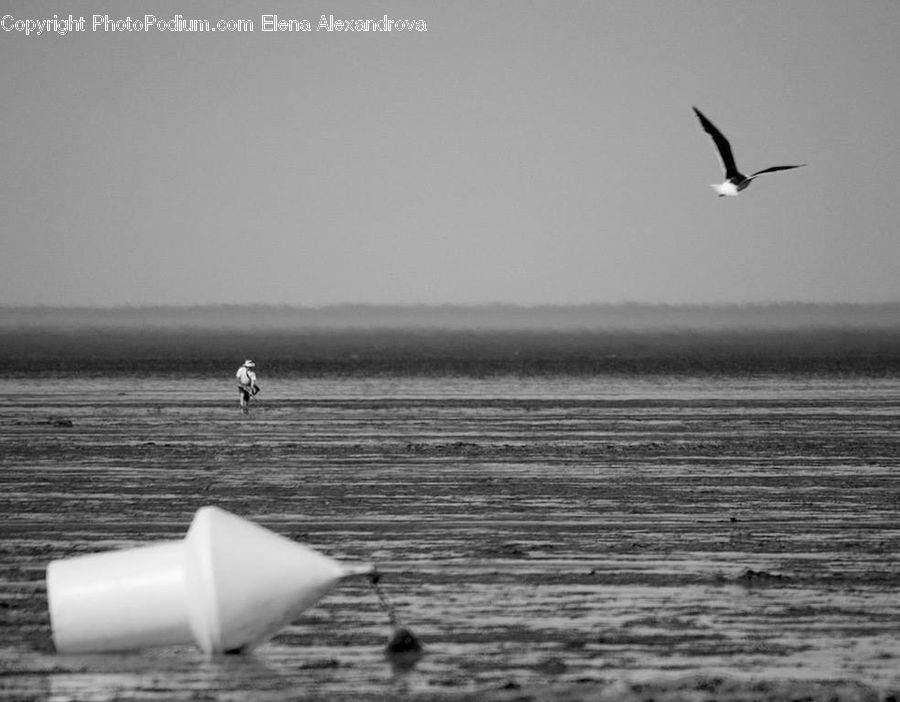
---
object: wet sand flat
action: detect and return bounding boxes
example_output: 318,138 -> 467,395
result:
2,375 -> 900,701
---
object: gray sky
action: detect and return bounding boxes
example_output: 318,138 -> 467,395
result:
2,1 -> 899,307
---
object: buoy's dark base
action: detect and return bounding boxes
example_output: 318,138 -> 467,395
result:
385,627 -> 422,655
385,627 -> 423,673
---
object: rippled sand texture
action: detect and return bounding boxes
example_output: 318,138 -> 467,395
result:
2,376 -> 900,701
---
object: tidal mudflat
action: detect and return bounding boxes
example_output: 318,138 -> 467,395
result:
2,374 -> 900,701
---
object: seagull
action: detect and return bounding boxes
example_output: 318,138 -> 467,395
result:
692,106 -> 805,196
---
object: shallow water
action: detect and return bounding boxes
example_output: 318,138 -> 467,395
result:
2,374 -> 900,701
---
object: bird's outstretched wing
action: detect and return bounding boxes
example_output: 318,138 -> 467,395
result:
692,106 -> 740,179
748,164 -> 806,178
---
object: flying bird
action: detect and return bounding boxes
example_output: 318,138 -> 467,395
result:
692,106 -> 805,196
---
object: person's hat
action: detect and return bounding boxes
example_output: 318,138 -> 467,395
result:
243,360 -> 255,368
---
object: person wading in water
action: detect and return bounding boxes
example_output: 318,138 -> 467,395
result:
235,360 -> 260,415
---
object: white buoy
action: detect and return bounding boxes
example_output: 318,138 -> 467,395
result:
47,506 -> 374,655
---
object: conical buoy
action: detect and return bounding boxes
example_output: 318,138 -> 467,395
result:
47,506 -> 374,656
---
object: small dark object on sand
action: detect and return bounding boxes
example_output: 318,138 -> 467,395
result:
385,627 -> 423,673
385,627 -> 422,655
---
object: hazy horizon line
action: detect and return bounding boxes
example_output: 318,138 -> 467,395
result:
3,301 -> 900,311
2,301 -> 899,331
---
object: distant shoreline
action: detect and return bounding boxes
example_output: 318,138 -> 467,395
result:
4,304 -> 899,377
3,325 -> 899,377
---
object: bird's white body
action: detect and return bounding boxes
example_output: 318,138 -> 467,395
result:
711,181 -> 740,197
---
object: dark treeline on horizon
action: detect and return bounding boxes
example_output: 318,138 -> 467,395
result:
3,327 -> 900,377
